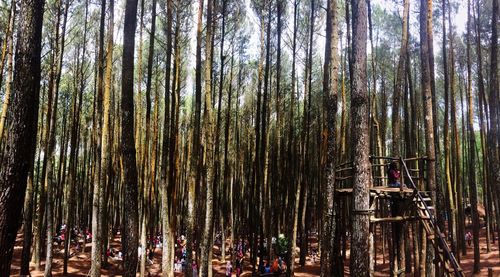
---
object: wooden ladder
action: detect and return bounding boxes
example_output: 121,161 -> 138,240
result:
400,158 -> 464,277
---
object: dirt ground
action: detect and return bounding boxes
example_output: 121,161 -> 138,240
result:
349,225 -> 500,276
9,226 -> 499,276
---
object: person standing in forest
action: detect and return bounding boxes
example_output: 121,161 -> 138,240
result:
235,255 -> 242,277
225,260 -> 232,276
387,162 -> 401,188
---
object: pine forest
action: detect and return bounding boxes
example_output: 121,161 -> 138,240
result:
0,0 -> 499,276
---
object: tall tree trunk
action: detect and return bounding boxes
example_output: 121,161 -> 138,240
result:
121,0 -> 140,275
441,0 -> 454,259
44,0 -> 69,273
161,0 -> 174,276
186,1 -> 204,275
139,0 -> 155,275
472,0 -> 486,257
465,0 -> 480,271
200,0 -> 215,275
0,0 -> 44,272
321,0 -> 339,275
263,1 -> 273,263
447,1 -> 460,264
213,0 -> 227,264
487,0 -> 500,258
349,0 -> 371,276
63,0 -> 88,273
419,0 -> 437,275
392,0 -> 409,157
287,1 -> 299,275
90,0 -> 106,274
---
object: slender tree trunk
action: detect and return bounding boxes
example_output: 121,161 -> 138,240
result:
287,1 -> 299,275
321,0 -> 339,275
200,0 -> 215,275
44,1 -> 69,273
186,1 -> 204,275
465,0 -> 481,271
161,0 -> 174,276
349,0 -> 371,276
419,0 -> 437,275
90,0 -> 106,274
139,0 -> 155,275
63,0 -> 88,273
392,0 -> 409,157
121,0 -> 140,275
0,2 -> 15,147
487,0 -> 500,259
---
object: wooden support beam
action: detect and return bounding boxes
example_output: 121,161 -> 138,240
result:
369,215 -> 419,223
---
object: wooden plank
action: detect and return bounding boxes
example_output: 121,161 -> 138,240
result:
369,215 -> 419,223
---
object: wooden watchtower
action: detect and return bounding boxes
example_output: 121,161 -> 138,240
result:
334,156 -> 463,276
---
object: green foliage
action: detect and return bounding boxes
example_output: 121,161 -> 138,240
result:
275,233 -> 288,257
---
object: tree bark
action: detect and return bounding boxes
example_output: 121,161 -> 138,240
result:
487,0 -> 500,259
121,0 -> 140,275
161,0 -> 174,276
0,0 -> 44,272
287,1 -> 299,275
466,0 -> 481,271
200,0 -> 215,275
321,0 -> 339,275
349,0 -> 371,276
419,0 -> 437,274
90,0 -> 106,274
392,0 -> 409,157
186,1 -> 204,275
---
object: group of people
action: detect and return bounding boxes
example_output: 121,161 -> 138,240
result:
53,224 -> 93,255
138,245 -> 156,266
173,235 -> 188,272
258,257 -> 287,275
225,256 -> 244,277
106,247 -> 123,260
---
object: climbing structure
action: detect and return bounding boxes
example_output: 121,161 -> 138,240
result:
335,156 -> 463,276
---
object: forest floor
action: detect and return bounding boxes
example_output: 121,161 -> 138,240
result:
343,224 -> 500,276
10,225 -> 499,276
9,232 -> 320,276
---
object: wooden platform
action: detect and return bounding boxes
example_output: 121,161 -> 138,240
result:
336,186 -> 414,196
